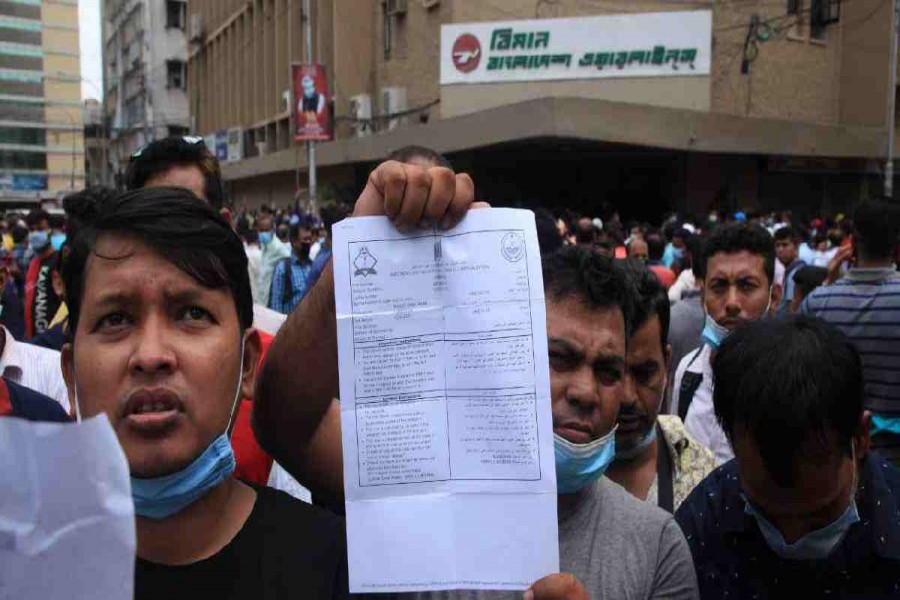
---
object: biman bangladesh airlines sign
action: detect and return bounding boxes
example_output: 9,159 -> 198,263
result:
440,11 -> 712,85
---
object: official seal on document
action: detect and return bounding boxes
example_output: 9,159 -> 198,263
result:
500,232 -> 525,263
353,246 -> 378,277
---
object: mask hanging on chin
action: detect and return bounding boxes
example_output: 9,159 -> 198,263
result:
74,336 -> 248,520
743,444 -> 860,561
554,425 -> 618,494
701,285 -> 774,349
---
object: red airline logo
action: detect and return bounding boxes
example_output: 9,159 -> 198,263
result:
452,34 -> 481,73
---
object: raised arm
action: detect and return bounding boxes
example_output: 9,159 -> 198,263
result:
253,161 -> 479,505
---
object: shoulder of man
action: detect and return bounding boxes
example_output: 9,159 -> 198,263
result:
597,475 -> 674,533
674,460 -> 741,545
3,378 -> 70,422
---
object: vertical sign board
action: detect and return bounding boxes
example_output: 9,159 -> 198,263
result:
292,63 -> 333,142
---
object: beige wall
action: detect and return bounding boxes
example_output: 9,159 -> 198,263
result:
839,0 -> 893,127
441,77 -> 711,119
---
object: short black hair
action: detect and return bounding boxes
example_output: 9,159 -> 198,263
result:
63,187 -> 116,236
853,198 -> 900,260
320,203 -> 350,232
645,233 -> 665,261
25,208 -> 49,229
793,265 -> 828,297
124,137 -> 226,210
712,316 -> 863,486
534,207 -> 563,256
11,224 -> 27,244
386,145 -> 453,170
773,226 -> 798,243
542,246 -> 636,332
621,260 -> 670,348
696,223 -> 775,284
63,187 -> 252,339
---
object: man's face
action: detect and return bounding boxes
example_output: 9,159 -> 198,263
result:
628,239 -> 649,262
702,251 -> 772,330
292,227 -> 313,257
257,215 -> 274,233
62,235 -> 259,478
33,219 -> 49,233
617,316 -> 670,451
144,164 -> 207,202
775,238 -> 798,266
735,430 -> 857,544
547,297 -> 625,444
672,235 -> 685,249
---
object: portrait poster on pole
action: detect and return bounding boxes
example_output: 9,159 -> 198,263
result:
292,63 -> 332,142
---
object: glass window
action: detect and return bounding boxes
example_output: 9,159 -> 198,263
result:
0,127 -> 45,146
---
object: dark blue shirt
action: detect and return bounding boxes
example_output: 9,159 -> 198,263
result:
675,455 -> 900,599
2,378 -> 70,422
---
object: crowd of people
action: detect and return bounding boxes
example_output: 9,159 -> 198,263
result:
3,136 -> 900,599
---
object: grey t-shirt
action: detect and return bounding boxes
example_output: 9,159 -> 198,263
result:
380,477 -> 698,600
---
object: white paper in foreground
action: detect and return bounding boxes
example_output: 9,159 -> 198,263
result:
0,414 -> 136,600
334,209 -> 559,593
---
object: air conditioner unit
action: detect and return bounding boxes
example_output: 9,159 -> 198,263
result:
381,87 -> 407,132
188,13 -> 204,42
421,0 -> 440,8
349,94 -> 372,137
281,90 -> 291,114
385,0 -> 408,16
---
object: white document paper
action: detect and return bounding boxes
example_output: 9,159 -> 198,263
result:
334,208 -> 559,593
0,414 -> 136,600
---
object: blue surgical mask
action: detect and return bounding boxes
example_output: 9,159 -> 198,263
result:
28,230 -> 49,252
701,313 -> 730,349
259,231 -> 273,245
554,425 -> 617,494
744,448 -> 860,560
129,337 -> 247,519
614,424 -> 657,462
50,233 -> 66,251
50,233 -> 66,252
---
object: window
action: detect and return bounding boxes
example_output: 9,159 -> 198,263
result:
0,127 -> 46,146
166,1 -> 186,30
811,0 -> 840,40
166,60 -> 185,90
0,150 -> 47,171
787,0 -> 800,14
168,125 -> 189,137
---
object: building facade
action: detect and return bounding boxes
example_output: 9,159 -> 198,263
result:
187,0 -> 897,218
0,0 -> 84,205
102,0 -> 191,184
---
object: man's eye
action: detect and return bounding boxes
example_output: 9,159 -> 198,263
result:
96,312 -> 131,331
549,351 -> 574,370
739,281 -> 759,293
596,367 -> 622,386
180,306 -> 213,322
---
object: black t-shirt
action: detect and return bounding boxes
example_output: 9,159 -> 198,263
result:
135,486 -> 349,600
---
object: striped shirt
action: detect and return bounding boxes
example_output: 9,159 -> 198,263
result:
798,267 -> 900,414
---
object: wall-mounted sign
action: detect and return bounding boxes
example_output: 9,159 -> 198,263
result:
227,127 -> 243,162
215,130 -> 228,162
441,11 -> 712,85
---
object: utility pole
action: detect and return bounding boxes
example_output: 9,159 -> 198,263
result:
886,0 -> 900,198
303,0 -> 318,214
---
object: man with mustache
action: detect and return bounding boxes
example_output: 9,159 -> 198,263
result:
607,262 -> 716,512
671,223 -> 780,465
254,160 -> 699,598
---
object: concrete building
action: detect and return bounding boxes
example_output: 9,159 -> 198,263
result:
83,98 -> 110,188
0,0 -> 85,205
187,0 -> 898,219
102,0 -> 191,185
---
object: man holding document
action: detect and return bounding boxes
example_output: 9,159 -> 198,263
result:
255,159 -> 698,599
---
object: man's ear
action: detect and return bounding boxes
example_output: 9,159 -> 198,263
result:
239,328 -> 263,400
663,343 -> 673,375
856,411 -> 872,460
769,283 -> 783,315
